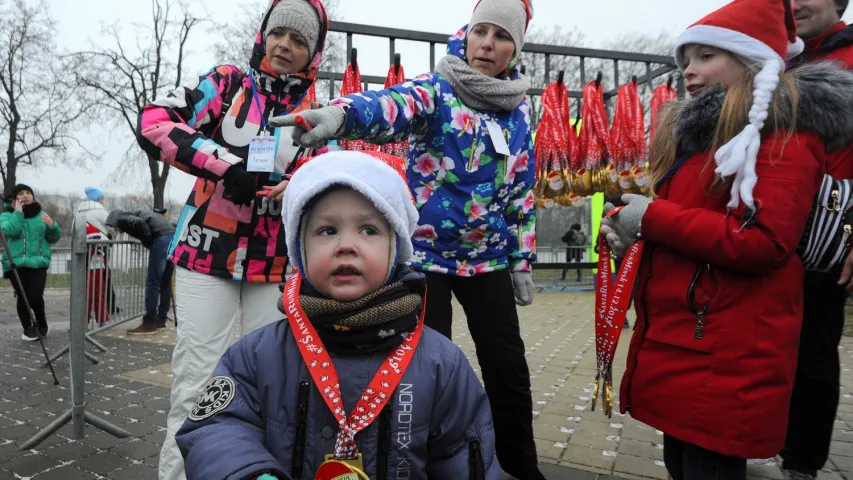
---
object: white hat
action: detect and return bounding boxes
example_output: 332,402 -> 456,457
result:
283,150 -> 419,280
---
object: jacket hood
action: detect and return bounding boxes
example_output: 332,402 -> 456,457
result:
250,0 -> 329,84
76,200 -> 105,213
670,61 -> 853,157
446,24 -> 522,79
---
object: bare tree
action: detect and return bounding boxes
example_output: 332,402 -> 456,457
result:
0,0 -> 94,193
520,28 -> 675,129
212,0 -> 345,104
69,0 -> 203,210
593,31 -> 676,121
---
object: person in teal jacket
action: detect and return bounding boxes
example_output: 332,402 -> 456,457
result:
0,184 -> 61,341
272,1 -> 544,478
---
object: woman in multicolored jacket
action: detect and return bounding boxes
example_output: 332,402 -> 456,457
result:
273,1 -> 542,478
134,1 -> 329,478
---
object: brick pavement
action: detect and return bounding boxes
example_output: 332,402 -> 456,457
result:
1,291 -> 853,479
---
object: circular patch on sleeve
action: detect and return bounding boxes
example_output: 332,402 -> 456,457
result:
188,376 -> 236,421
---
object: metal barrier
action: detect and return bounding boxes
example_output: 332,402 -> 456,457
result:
319,21 -> 684,102
0,247 -> 73,290
533,245 -> 596,290
44,220 -> 151,366
21,213 -> 131,450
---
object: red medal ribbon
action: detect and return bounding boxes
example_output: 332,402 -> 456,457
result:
592,207 -> 644,416
283,273 -> 424,459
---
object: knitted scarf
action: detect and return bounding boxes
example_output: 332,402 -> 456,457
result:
435,55 -> 530,112
279,267 -> 425,355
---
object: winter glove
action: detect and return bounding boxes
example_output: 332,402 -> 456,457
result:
268,106 -> 347,150
511,271 -> 535,307
600,193 -> 651,258
221,165 -> 257,207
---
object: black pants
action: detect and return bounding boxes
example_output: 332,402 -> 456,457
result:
10,267 -> 48,331
561,249 -> 582,280
664,434 -> 746,480
781,269 -> 846,475
424,271 -> 540,478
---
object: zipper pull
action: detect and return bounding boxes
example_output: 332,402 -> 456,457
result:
518,209 -> 524,236
694,312 -> 705,340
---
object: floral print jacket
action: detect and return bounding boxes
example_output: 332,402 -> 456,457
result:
331,26 -> 536,276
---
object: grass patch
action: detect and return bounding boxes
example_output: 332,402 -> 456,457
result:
0,273 -> 71,289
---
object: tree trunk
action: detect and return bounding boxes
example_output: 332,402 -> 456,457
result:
148,157 -> 170,211
5,121 -> 18,195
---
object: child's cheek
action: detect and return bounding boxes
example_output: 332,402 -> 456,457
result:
305,246 -> 333,282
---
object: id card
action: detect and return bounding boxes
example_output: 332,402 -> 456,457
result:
247,135 -> 276,173
486,120 -> 511,156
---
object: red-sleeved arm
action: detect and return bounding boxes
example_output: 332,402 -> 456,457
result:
641,132 -> 823,274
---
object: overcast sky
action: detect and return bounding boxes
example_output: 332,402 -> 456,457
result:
31,0 -> 853,203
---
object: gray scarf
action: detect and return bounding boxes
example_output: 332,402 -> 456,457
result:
435,55 -> 530,112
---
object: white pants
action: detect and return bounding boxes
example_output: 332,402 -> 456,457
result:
158,267 -> 282,480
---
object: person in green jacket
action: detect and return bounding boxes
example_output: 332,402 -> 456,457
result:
0,184 -> 61,341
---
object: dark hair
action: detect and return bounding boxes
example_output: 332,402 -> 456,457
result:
838,0 -> 849,17
571,223 -> 581,230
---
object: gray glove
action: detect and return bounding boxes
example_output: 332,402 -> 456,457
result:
268,105 -> 347,149
511,271 -> 535,306
600,193 -> 651,258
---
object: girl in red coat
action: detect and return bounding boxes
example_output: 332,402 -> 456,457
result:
600,0 -> 853,478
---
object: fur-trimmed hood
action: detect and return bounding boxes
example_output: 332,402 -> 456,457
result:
670,61 -> 853,157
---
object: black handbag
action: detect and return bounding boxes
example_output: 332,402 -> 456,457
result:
798,174 -> 853,272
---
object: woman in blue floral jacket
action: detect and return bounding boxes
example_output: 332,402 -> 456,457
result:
273,1 -> 543,478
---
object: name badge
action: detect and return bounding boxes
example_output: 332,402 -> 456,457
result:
486,120 -> 511,156
247,135 -> 276,173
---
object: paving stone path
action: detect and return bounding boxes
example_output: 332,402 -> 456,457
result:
1,290 -> 852,479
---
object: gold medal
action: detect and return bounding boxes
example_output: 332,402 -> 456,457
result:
590,375 -> 600,412
316,454 -> 367,480
603,381 -> 614,418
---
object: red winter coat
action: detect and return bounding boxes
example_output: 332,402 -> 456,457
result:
789,21 -> 853,179
617,63 -> 853,457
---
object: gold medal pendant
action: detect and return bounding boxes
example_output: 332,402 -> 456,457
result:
316,454 -> 367,480
603,381 -> 614,418
590,375 -> 600,412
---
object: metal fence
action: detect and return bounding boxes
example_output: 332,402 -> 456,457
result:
22,213 -> 134,450
319,21 -> 684,102
43,218 -> 152,366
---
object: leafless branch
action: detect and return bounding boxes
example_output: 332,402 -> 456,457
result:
70,0 -> 206,209
0,0 -> 93,192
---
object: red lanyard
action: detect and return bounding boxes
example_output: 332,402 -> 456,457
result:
592,207 -> 644,417
283,273 -> 424,459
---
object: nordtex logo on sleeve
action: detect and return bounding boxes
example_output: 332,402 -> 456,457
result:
188,376 -> 236,421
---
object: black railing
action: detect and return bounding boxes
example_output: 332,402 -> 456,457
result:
318,21 -> 684,102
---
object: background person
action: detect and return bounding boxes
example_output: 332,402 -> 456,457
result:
272,1 -> 543,477
106,209 -> 175,334
0,185 -> 61,341
783,0 -> 853,478
134,1 -> 331,478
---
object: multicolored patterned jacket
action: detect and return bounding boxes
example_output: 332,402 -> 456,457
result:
136,0 -> 328,282
331,26 -> 536,276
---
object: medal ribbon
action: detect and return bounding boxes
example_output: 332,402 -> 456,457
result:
283,273 -> 424,460
592,206 -> 644,417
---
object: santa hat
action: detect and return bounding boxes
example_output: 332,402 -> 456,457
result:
674,0 -> 803,210
283,150 -> 419,284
